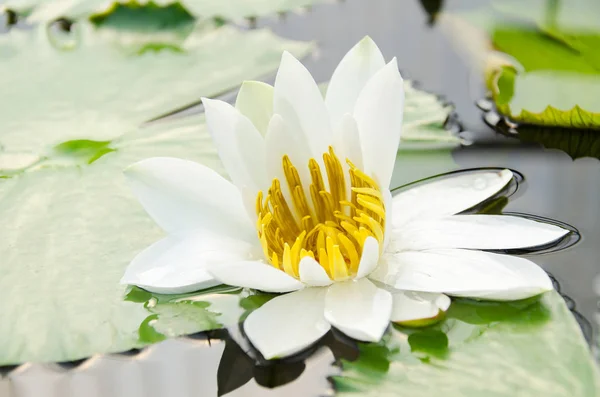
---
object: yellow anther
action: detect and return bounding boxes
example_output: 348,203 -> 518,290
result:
255,147 -> 386,281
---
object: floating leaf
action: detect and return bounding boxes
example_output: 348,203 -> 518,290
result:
0,23 -> 310,177
400,81 -> 462,148
0,19 -> 310,364
335,291 -> 600,396
7,0 -> 325,23
490,68 -> 600,128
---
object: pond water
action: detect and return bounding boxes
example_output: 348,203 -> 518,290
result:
2,0 -> 600,396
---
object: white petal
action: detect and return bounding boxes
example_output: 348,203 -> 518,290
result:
324,278 -> 392,342
202,97 -> 268,193
356,236 -> 380,279
332,113 -> 362,203
392,215 -> 569,251
264,114 -> 315,206
333,113 -> 363,169
325,36 -> 386,127
125,157 -> 255,242
274,51 -> 333,157
207,261 -> 304,293
244,288 -> 330,359
354,58 -> 404,189
235,81 -> 274,136
390,291 -> 450,323
392,169 -> 513,227
373,249 -> 553,301
120,231 -> 258,294
299,257 -> 333,287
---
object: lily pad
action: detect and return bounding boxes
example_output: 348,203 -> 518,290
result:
400,81 -> 462,147
490,68 -> 600,128
7,0 -> 325,23
335,290 -> 600,396
0,18 -> 310,364
0,23 -> 310,177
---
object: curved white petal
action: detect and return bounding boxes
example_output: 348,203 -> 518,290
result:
124,157 -> 255,242
390,291 -> 450,323
372,249 -> 553,301
202,97 -> 268,193
207,261 -> 304,293
244,288 -> 330,359
299,257 -> 333,287
354,58 -> 404,189
325,36 -> 386,127
235,81 -> 274,136
391,215 -> 569,252
392,169 -> 513,228
324,278 -> 392,342
120,231 -> 258,294
274,51 -> 333,157
356,236 -> 380,279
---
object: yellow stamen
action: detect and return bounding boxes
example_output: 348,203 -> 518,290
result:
255,147 -> 386,281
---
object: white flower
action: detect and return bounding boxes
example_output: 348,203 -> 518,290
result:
120,37 -> 569,360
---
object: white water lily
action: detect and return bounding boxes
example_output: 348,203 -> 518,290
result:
121,37 -> 569,360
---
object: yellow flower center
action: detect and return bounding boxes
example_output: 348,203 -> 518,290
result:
255,147 -> 386,281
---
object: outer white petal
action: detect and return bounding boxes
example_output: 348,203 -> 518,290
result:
354,58 -> 404,189
202,97 -> 268,193
274,51 -> 333,156
356,236 -> 380,279
390,291 -> 451,323
392,169 -> 513,227
391,215 -> 569,252
324,278 -> 392,341
120,231 -> 258,294
325,36 -> 386,127
299,257 -> 333,287
125,157 -> 255,242
207,261 -> 304,293
372,249 -> 553,301
244,288 -> 330,359
235,81 -> 274,136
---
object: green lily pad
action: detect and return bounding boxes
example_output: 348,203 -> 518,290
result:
490,68 -> 600,128
0,23 -> 310,177
0,19 -> 310,364
335,290 -> 600,396
6,0 -> 324,23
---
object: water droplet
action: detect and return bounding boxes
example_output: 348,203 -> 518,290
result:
147,297 -> 157,308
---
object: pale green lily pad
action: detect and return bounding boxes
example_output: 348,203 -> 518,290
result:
400,81 -> 462,148
6,0 -> 324,23
0,23 -> 310,177
335,290 -> 600,396
0,18 -> 310,363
